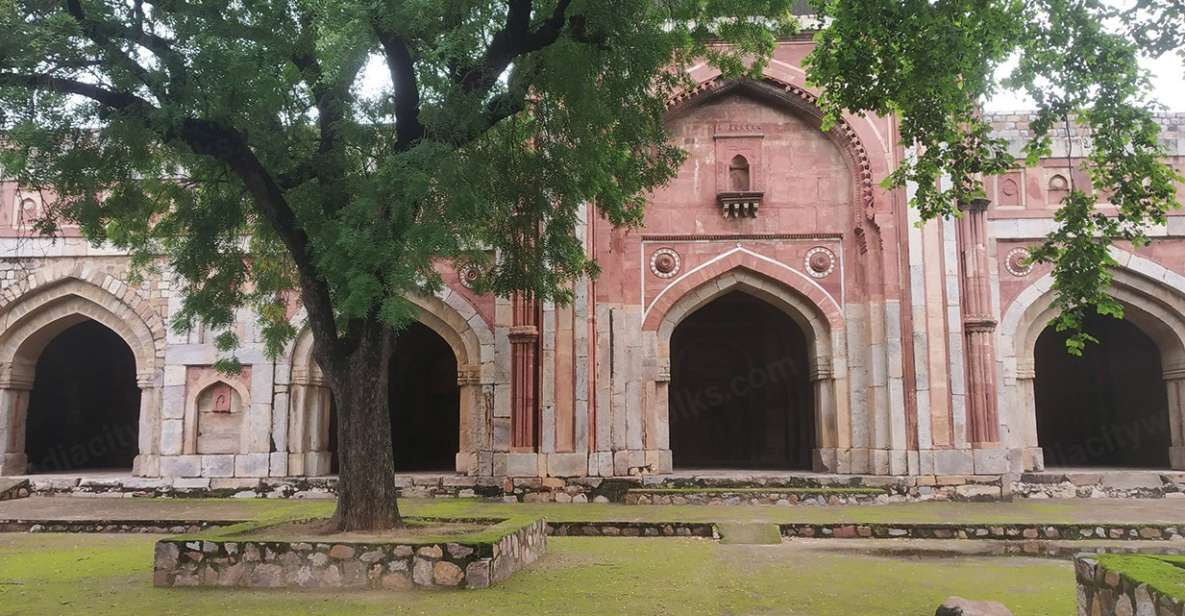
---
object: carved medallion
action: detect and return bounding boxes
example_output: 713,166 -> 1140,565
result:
458,264 -> 482,289
649,248 -> 681,279
1005,247 -> 1034,277
805,246 -> 837,279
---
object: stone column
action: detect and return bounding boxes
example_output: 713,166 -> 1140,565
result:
133,372 -> 161,477
0,373 -> 31,475
287,375 -> 333,477
811,360 -> 838,472
1164,369 -> 1185,470
1014,362 -> 1044,471
510,293 -> 540,451
956,198 -> 1007,473
456,364 -> 483,474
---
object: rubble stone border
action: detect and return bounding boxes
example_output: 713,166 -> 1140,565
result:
22,470 -> 1185,503
153,516 -> 546,590
623,487 -> 886,506
1,519 -> 236,533
779,523 -> 1185,541
1075,553 -> 1185,615
549,521 -> 1185,542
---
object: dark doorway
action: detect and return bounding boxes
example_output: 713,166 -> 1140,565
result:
389,322 -> 460,472
25,320 -> 141,472
1034,313 -> 1171,467
669,291 -> 814,469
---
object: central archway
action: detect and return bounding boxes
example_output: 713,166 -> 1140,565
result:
669,291 -> 814,469
390,322 -> 460,472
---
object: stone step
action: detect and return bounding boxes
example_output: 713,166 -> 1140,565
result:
715,522 -> 782,545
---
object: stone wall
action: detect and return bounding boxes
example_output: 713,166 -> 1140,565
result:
152,518 -> 547,590
1075,554 -> 1185,616
1015,471 -> 1185,499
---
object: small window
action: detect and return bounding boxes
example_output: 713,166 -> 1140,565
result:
17,198 -> 37,225
729,155 -> 751,192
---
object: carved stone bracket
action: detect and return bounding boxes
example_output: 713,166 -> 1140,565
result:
718,191 -> 763,218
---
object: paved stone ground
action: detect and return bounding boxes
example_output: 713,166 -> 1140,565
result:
1,495 -> 1184,525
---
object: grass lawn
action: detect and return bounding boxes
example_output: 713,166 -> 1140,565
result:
0,532 -> 1075,615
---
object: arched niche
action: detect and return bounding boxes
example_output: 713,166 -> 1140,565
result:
185,376 -> 251,455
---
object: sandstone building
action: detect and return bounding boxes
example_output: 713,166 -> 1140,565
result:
1,40 -> 1184,482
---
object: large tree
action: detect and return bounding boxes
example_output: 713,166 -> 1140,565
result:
0,0 -> 797,530
0,0 -> 1180,530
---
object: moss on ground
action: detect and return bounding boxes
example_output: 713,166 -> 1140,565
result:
1096,554 -> 1185,603
0,532 -> 1074,615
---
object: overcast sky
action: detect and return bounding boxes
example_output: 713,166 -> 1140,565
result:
985,51 -> 1185,112
358,17 -> 1185,114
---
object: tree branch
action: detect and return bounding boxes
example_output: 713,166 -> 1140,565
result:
372,26 -> 425,150
168,118 -> 342,357
0,72 -> 153,112
459,0 -> 573,95
0,70 -> 342,357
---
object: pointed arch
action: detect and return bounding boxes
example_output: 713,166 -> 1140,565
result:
645,259 -> 850,472
998,248 -> 1185,470
0,270 -> 165,475
285,287 -> 495,476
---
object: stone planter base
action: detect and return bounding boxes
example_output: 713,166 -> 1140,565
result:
153,517 -> 546,590
1075,554 -> 1185,616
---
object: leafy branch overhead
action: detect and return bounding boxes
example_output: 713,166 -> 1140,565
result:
0,0 -> 798,364
806,0 -> 1184,352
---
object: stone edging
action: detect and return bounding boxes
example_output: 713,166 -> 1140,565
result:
153,518 -> 547,590
779,523 -> 1185,541
1075,554 -> 1185,615
5,518 -> 1185,543
0,519 -> 240,533
548,522 -> 716,537
623,489 -> 885,506
22,471 -> 1185,503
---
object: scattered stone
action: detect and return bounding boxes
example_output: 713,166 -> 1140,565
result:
935,596 -> 1014,616
417,545 -> 443,559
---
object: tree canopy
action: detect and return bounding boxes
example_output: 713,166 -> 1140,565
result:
808,0 -> 1183,350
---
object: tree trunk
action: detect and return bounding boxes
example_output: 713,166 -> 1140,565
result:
323,321 -> 402,531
